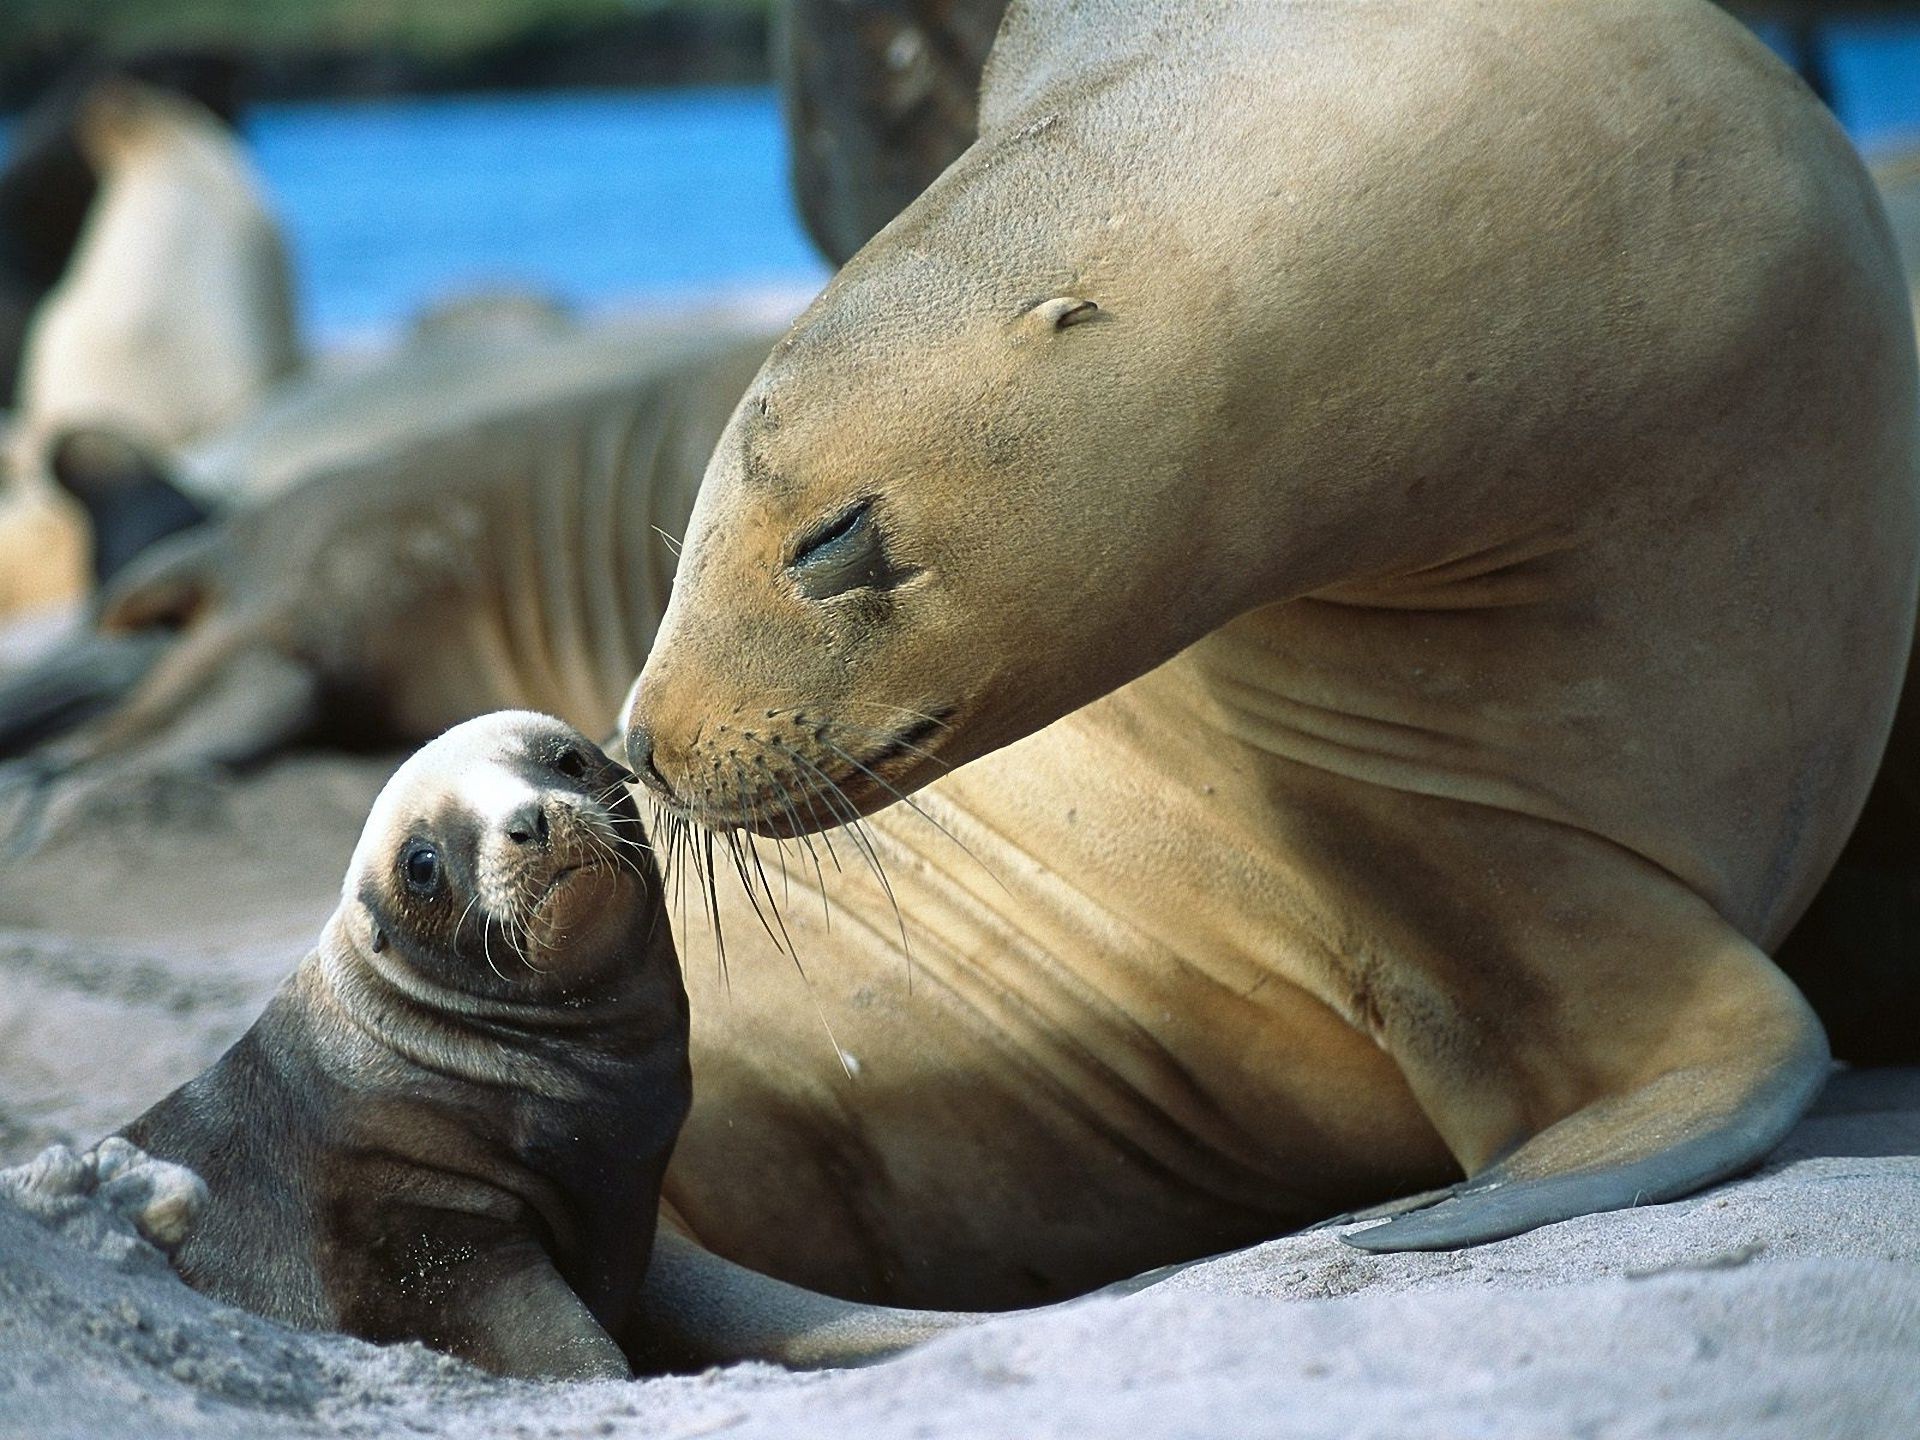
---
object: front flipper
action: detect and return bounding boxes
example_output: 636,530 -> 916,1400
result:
626,1228 -> 971,1372
353,1237 -> 630,1383
1344,953 -> 1830,1253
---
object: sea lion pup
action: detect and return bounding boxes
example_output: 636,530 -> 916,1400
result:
623,0 -> 1919,1272
117,712 -> 691,1381
108,709 -> 966,1375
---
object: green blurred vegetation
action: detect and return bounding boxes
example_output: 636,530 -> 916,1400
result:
0,0 -> 781,104
2,0 -> 772,61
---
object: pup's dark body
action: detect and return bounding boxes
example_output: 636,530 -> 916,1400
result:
119,713 -> 691,1381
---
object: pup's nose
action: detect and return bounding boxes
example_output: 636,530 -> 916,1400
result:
505,800 -> 549,847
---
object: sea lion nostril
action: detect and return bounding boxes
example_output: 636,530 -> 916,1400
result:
625,719 -> 674,797
505,801 -> 549,846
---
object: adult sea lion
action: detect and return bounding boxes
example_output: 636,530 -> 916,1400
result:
14,77 -> 300,454
8,0 -> 1920,1313
622,0 -> 1920,1279
0,52 -> 244,407
118,711 -> 691,1381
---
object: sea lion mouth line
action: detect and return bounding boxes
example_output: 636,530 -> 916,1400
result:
525,859 -> 599,911
852,709 -> 953,775
644,706 -> 955,834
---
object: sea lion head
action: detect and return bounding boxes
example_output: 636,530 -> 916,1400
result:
624,86 -> 1242,835
340,711 -> 660,1004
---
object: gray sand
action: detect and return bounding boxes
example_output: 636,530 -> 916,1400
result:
1,690 -> 1917,1438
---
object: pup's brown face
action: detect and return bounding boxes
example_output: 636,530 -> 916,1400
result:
347,712 -> 659,1004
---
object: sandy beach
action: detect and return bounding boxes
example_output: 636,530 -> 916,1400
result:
0,716 -> 1915,1439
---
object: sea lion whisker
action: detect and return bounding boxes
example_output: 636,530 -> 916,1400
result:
766,755 -> 847,874
725,758 -> 792,906
477,898 -> 511,985
767,739 -> 913,970
721,765 -> 854,1078
838,699 -> 953,732
818,738 -> 1004,894
729,760 -> 798,947
831,719 -> 952,772
581,817 -> 644,881
719,796 -> 792,960
699,821 -> 730,993
761,692 -> 955,736
751,755 -> 834,930
648,795 -> 693,944
583,814 -> 652,869
669,809 -> 698,953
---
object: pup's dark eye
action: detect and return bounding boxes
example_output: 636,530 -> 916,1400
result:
402,842 -> 441,896
789,500 -> 915,600
553,747 -> 588,779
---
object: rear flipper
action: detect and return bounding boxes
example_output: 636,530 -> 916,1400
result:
439,1248 -> 631,1383
0,642 -> 319,852
0,526 -> 321,850
1342,942 -> 1830,1252
350,1237 -> 630,1383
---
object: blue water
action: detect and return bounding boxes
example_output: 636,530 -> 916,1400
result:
243,88 -> 830,342
238,41 -> 1917,344
1754,19 -> 1920,140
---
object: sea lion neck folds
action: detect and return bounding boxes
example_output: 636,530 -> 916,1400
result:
120,712 -> 691,1380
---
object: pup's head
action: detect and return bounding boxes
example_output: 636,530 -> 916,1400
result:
343,711 -> 661,1005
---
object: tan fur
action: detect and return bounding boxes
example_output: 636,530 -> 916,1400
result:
623,0 -> 1917,1300
0,426 -> 88,614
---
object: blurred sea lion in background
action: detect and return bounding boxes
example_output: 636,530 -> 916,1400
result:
779,0 -> 1003,265
0,52 -> 242,409
167,298 -> 785,514
14,77 -> 300,457
0,76 -> 299,616
0,320 -> 780,795
0,298 -> 800,772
